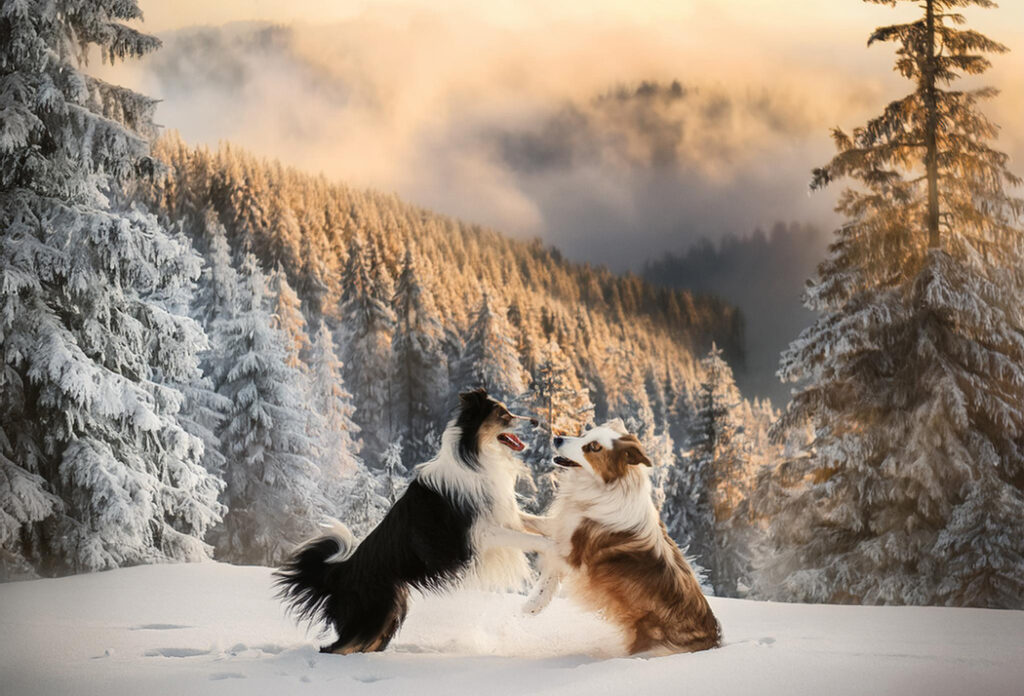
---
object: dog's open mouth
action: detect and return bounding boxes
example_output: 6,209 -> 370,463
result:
498,433 -> 525,451
553,456 -> 580,468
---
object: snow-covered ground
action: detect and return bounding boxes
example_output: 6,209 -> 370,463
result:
1,563 -> 1021,696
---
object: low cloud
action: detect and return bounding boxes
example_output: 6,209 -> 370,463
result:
97,18 -> 862,266
103,13 -> 1023,271
98,5 -> 1022,397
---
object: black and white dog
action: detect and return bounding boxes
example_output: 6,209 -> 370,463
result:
276,389 -> 551,654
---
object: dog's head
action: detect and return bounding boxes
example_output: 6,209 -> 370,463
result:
455,388 -> 536,468
552,418 -> 651,484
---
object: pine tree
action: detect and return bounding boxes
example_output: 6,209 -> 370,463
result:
269,266 -> 311,371
0,1 -> 224,575
308,322 -> 362,501
766,0 -> 1024,606
0,409 -> 60,579
339,236 -> 396,466
343,462 -> 390,539
934,468 -> 1024,609
193,208 -> 238,329
213,255 -> 328,564
689,345 -> 749,597
391,248 -> 448,464
458,290 -> 527,402
662,449 -> 702,552
531,339 -> 593,438
381,440 -> 408,505
177,211 -> 236,488
522,339 -> 593,511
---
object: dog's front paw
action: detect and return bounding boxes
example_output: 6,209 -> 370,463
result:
521,595 -> 546,616
522,585 -> 554,616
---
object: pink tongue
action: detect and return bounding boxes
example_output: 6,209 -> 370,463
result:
500,433 -> 525,451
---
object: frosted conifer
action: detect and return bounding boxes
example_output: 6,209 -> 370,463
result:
391,249 -> 448,463
339,236 -> 396,466
213,255 -> 327,564
458,290 -> 527,402
766,0 -> 1024,607
0,0 -> 223,574
308,322 -> 362,502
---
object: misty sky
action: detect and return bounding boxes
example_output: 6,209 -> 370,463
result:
98,1 -> 1024,400
106,1 -> 1024,269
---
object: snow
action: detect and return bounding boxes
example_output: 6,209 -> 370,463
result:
2,563 -> 1022,696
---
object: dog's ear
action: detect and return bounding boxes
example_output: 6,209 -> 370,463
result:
603,418 -> 628,435
616,436 -> 652,467
459,388 -> 489,406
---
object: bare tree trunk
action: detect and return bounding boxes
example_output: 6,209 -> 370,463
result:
924,0 -> 941,249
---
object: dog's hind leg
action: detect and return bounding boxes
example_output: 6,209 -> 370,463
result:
321,585 -> 409,655
369,586 -> 409,652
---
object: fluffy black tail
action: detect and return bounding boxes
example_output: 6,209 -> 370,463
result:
274,520 -> 408,654
275,520 -> 354,626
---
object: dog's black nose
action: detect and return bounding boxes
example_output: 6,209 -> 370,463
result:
553,436 -> 564,448
529,418 -> 539,427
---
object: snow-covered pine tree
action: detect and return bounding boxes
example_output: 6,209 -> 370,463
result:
158,225 -> 233,521
0,0 -> 224,575
521,339 -> 594,511
269,266 -> 311,371
391,248 -> 448,464
193,208 -> 238,329
688,344 -> 750,597
174,210 -> 236,488
765,0 -> 1024,607
0,401 -> 60,579
934,466 -> 1024,609
661,448 -> 702,551
213,255 -> 328,565
308,322 -> 362,503
342,462 -> 390,539
380,440 -> 408,505
638,364 -> 679,512
458,289 -> 527,403
339,235 -> 396,467
530,339 -> 593,438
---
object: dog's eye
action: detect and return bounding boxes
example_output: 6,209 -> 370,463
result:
584,441 -> 602,453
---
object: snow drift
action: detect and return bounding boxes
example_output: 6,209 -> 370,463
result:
1,562 -> 1022,696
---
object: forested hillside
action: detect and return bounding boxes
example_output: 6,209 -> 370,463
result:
109,133 -> 764,571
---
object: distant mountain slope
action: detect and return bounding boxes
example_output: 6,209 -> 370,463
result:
645,223 -> 828,404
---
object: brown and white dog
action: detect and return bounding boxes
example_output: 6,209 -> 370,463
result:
521,419 -> 721,655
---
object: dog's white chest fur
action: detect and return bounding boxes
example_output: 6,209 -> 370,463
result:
417,434 -> 531,590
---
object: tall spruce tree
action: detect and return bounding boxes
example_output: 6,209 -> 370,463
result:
0,0 -> 224,575
688,345 -> 748,597
213,255 -> 327,564
391,248 -> 448,464
522,339 -> 594,512
458,289 -> 527,402
380,440 -> 408,505
339,236 -> 396,467
343,462 -> 390,539
269,266 -> 311,371
308,322 -> 362,502
193,208 -> 238,329
766,0 -> 1024,607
